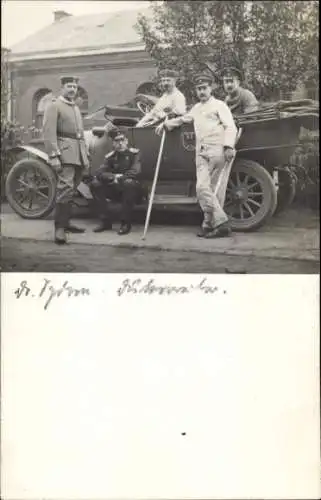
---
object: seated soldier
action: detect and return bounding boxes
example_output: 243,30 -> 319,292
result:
136,68 -> 186,127
89,128 -> 143,235
222,66 -> 259,115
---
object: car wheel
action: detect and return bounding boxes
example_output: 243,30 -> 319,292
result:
5,157 -> 57,219
224,159 -> 277,232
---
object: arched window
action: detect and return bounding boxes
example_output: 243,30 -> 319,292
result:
75,86 -> 88,116
32,88 -> 53,129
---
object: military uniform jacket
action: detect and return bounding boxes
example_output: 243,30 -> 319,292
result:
43,95 -> 89,168
225,87 -> 259,115
96,148 -> 141,180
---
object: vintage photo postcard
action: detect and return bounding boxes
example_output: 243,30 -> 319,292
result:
1,1 -> 320,499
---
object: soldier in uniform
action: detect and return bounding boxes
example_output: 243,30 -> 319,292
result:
136,69 -> 186,127
43,75 -> 90,244
157,73 -> 237,238
222,66 -> 259,115
89,128 -> 142,235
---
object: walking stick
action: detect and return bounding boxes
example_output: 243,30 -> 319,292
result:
214,128 -> 242,197
142,128 -> 166,240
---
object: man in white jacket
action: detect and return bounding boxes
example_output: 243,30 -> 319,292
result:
157,73 -> 237,238
136,69 -> 186,127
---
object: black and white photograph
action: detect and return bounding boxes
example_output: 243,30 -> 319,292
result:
1,3 -> 320,500
1,0 -> 319,273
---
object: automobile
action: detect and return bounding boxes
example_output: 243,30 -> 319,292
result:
5,95 -> 318,231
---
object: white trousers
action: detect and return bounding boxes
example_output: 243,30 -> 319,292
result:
195,145 -> 232,229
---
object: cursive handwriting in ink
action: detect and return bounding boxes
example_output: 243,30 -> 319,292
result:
14,280 -> 31,298
14,279 -> 90,310
39,279 -> 90,310
117,278 -> 225,297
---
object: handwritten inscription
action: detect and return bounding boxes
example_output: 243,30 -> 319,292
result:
13,277 -> 226,310
117,278 -> 226,296
14,279 -> 90,310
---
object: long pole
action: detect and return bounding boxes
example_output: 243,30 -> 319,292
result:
214,128 -> 242,196
142,129 -> 166,240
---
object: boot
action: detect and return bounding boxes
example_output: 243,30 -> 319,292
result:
54,203 -> 68,244
118,222 -> 132,235
65,204 -> 86,233
204,222 -> 232,238
93,219 -> 113,233
197,226 -> 213,238
54,227 -> 67,245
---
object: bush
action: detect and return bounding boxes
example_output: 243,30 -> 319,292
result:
290,128 -> 319,209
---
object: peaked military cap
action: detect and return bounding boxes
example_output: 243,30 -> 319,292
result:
193,73 -> 213,86
60,75 -> 79,85
221,66 -> 243,80
158,68 -> 179,79
108,128 -> 126,141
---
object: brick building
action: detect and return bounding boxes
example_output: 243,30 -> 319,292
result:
8,7 -> 157,129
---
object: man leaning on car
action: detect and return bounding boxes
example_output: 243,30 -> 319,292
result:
42,75 -> 89,245
136,68 -> 186,127
156,73 -> 238,238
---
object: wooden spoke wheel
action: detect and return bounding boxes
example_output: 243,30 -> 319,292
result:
224,159 -> 277,231
5,158 -> 57,219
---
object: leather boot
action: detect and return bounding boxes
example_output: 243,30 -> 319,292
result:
54,203 -> 68,244
204,222 -> 232,238
55,227 -> 67,244
197,226 -> 213,238
118,222 -> 132,235
64,204 -> 86,233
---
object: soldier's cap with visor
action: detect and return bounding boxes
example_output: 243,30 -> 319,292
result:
108,128 -> 127,141
221,66 -> 243,80
193,73 -> 214,86
158,68 -> 179,79
60,75 -> 79,85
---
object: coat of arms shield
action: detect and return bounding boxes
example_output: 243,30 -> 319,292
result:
181,131 -> 196,152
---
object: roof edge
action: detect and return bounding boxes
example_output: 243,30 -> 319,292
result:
9,43 -> 147,62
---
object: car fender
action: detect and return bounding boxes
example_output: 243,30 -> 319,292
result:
8,144 -> 93,200
9,144 -> 51,164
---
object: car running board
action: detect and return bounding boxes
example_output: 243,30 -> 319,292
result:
152,195 -> 197,204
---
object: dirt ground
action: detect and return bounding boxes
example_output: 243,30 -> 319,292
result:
1,236 -> 319,274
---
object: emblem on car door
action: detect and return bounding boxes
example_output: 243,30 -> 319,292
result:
181,131 -> 196,151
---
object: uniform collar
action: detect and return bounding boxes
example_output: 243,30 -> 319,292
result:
115,148 -> 129,155
59,95 -> 76,106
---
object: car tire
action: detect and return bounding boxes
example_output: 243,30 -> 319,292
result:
225,159 -> 278,232
5,157 -> 57,219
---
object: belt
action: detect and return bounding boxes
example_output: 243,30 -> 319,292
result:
57,132 -> 84,140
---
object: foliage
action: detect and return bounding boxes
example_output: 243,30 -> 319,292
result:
136,0 -> 319,102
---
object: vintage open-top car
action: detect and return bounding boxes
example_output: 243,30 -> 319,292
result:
5,94 -> 318,231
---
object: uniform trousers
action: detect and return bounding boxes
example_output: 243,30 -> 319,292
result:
195,145 -> 232,229
55,164 -> 84,228
90,177 -> 142,224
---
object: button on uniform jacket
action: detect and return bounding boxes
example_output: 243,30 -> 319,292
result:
96,148 -> 142,180
43,95 -> 89,168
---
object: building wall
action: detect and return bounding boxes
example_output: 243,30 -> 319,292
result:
11,50 -> 156,128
